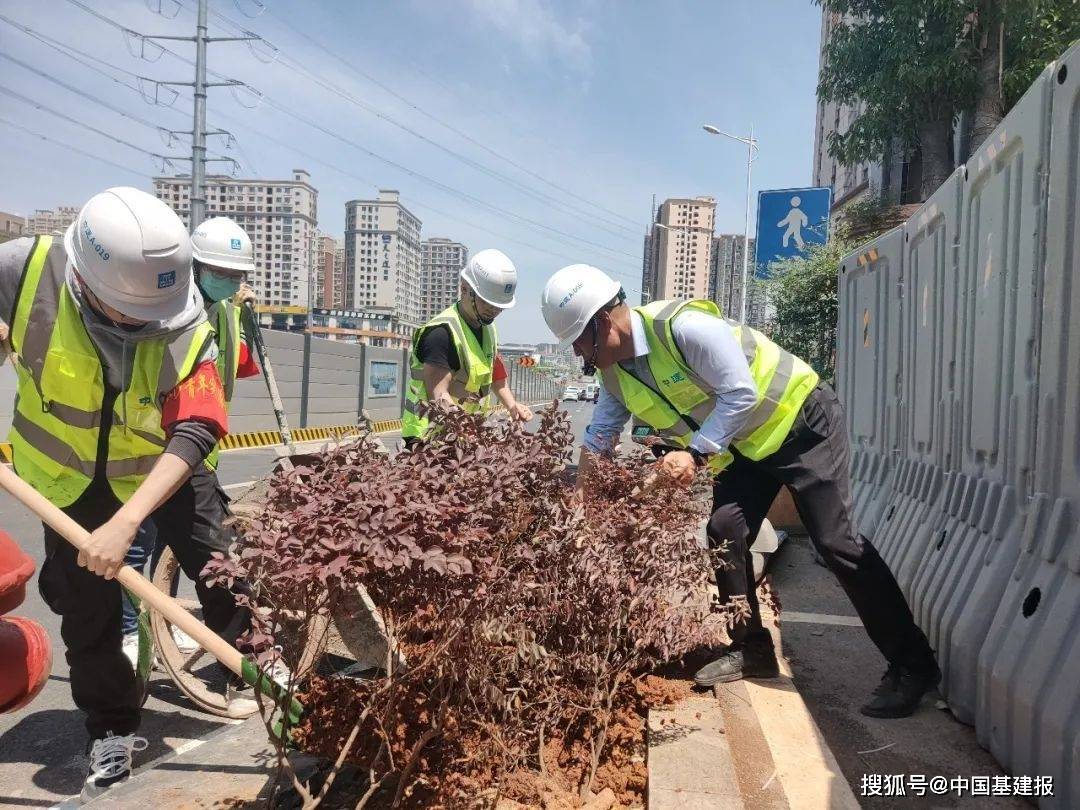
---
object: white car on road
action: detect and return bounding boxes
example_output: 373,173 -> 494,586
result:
562,387 -> 581,401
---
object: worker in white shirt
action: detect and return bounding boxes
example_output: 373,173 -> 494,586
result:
542,265 -> 940,719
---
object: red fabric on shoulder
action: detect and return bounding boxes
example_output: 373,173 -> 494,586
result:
161,360 -> 228,438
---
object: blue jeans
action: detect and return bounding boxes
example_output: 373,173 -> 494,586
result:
120,520 -> 166,636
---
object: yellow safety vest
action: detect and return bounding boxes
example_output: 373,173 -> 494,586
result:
601,299 -> 819,473
203,299 -> 243,471
6,236 -> 213,507
401,303 -> 496,440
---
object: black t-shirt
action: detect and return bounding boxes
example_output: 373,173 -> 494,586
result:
417,321 -> 483,372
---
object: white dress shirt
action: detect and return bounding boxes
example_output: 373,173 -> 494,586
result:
582,309 -> 758,455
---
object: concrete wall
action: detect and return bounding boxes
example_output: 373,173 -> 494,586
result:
1,330 -> 561,440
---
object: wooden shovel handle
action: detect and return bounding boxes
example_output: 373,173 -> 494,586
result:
0,464 -> 244,677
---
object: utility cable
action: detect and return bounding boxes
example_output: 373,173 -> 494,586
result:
0,117 -> 154,178
184,0 -> 642,239
0,84 -> 173,166
60,1 -> 641,260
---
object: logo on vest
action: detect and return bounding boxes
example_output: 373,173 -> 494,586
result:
660,371 -> 686,387
157,271 -> 176,289
139,395 -> 152,406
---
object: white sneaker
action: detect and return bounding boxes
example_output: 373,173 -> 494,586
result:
171,626 -> 199,654
263,658 -> 292,690
80,732 -> 148,801
224,681 -> 260,716
121,634 -> 140,671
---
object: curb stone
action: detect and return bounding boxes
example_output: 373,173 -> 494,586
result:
647,604 -> 858,809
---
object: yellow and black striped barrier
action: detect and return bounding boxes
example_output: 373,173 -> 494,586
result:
217,420 -> 403,451
0,419 -> 405,462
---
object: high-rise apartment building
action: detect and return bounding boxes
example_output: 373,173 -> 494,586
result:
152,169 -> 318,310
641,196 -> 716,301
344,190 -> 422,327
419,238 -> 468,323
314,232 -> 344,309
25,206 -> 78,236
812,5 -> 905,209
709,234 -> 767,327
330,237 -> 343,306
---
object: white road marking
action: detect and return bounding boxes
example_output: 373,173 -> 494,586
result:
222,479 -> 257,491
782,610 -> 863,627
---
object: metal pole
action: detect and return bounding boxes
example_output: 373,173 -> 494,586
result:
189,0 -> 208,231
739,123 -> 754,325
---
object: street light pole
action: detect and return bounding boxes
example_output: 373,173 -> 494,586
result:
703,124 -> 759,324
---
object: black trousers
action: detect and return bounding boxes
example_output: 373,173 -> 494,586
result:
38,465 -> 249,738
707,382 -> 937,674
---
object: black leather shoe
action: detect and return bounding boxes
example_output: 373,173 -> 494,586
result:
859,663 -> 942,718
694,632 -> 780,687
694,649 -> 745,687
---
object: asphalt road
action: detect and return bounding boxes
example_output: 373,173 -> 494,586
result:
0,399 -> 1010,807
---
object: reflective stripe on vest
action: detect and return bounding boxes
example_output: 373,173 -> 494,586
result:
600,299 -> 818,469
6,236 -> 212,507
211,300 -> 241,403
204,301 -> 243,472
401,304 -> 496,439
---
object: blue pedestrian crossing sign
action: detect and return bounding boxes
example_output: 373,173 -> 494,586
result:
754,186 -> 832,278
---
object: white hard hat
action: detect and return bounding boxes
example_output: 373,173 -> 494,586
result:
541,264 -> 622,348
460,248 -> 517,308
191,216 -> 254,273
64,187 -> 194,321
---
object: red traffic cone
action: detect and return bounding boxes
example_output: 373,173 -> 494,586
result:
0,615 -> 52,713
0,530 -> 35,615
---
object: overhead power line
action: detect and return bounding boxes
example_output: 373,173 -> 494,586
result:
0,51 -> 236,167
0,117 -> 154,179
62,0 -> 262,224
55,1 -> 641,263
203,105 -> 644,292
0,13 -> 242,166
186,0 -> 643,239
28,5 -> 644,286
0,83 -> 181,170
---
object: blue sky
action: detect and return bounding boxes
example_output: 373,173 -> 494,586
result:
0,0 -> 822,342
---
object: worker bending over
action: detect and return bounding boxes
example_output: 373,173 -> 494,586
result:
0,188 -> 249,799
402,248 -> 532,446
541,264 -> 939,719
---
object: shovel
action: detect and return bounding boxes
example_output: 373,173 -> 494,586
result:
0,463 -> 304,731
242,302 -> 319,473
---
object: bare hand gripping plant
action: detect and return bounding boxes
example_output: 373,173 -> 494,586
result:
206,402 -> 739,808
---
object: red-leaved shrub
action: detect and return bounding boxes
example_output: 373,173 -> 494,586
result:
206,403 -> 741,808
